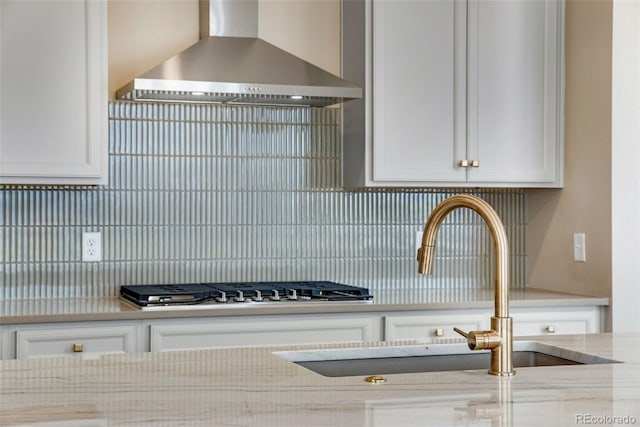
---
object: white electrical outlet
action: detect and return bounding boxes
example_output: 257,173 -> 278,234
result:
82,232 -> 102,262
573,233 -> 586,262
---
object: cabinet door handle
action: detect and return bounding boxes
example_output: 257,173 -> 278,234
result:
72,343 -> 84,352
459,160 -> 480,168
434,328 -> 444,337
545,325 -> 556,333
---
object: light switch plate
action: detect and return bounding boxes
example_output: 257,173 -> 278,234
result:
573,233 -> 586,262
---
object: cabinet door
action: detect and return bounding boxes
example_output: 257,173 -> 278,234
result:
371,0 -> 467,183
149,315 -> 381,352
0,0 -> 108,185
343,0 -> 564,188
466,0 -> 563,185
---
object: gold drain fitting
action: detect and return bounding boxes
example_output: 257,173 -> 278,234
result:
364,375 -> 387,384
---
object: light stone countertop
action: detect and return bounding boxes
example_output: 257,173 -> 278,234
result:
0,287 -> 609,324
0,333 -> 638,426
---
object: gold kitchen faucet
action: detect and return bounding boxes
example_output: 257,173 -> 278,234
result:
417,194 -> 515,376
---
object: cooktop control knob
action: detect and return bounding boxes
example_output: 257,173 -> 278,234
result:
234,290 -> 245,302
270,290 -> 281,301
288,289 -> 298,300
216,291 -> 227,303
253,290 -> 263,302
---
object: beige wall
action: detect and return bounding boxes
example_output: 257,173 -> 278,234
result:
108,0 -> 341,99
108,0 -> 199,100
527,0 -> 612,303
259,1 -> 341,76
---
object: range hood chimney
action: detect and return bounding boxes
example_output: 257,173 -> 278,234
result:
116,0 -> 361,107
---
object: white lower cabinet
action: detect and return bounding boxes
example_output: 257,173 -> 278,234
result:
8,321 -> 141,359
384,310 -> 489,341
148,314 -> 382,352
384,306 -> 603,341
510,306 -> 603,336
1,305 -> 604,359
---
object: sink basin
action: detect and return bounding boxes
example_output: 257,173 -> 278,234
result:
274,341 -> 620,377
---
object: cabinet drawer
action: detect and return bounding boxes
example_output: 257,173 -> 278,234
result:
16,326 -> 138,359
150,316 -> 380,352
514,319 -> 593,336
384,312 -> 488,341
511,307 -> 602,336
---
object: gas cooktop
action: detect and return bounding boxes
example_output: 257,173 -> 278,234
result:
120,281 -> 373,310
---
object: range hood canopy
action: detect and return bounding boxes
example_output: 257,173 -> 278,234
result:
116,0 -> 361,107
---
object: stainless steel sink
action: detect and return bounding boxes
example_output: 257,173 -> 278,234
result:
274,341 -> 620,377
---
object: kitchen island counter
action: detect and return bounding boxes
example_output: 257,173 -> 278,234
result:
0,333 -> 638,426
0,287 -> 608,324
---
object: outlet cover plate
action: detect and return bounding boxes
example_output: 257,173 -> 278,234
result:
82,232 -> 102,262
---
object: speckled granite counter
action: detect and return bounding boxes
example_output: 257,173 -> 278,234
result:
0,288 -> 609,324
0,333 -> 638,426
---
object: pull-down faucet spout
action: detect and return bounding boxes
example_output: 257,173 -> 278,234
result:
417,194 -> 515,376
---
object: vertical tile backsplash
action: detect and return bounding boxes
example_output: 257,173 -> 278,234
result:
0,102 -> 526,300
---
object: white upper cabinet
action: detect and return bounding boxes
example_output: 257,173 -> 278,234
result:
342,0 -> 564,188
0,0 -> 108,185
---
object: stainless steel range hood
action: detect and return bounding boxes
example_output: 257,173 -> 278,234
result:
116,0 -> 361,107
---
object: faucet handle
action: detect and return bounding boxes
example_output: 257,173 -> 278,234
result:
453,327 -> 470,339
453,327 -> 502,351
